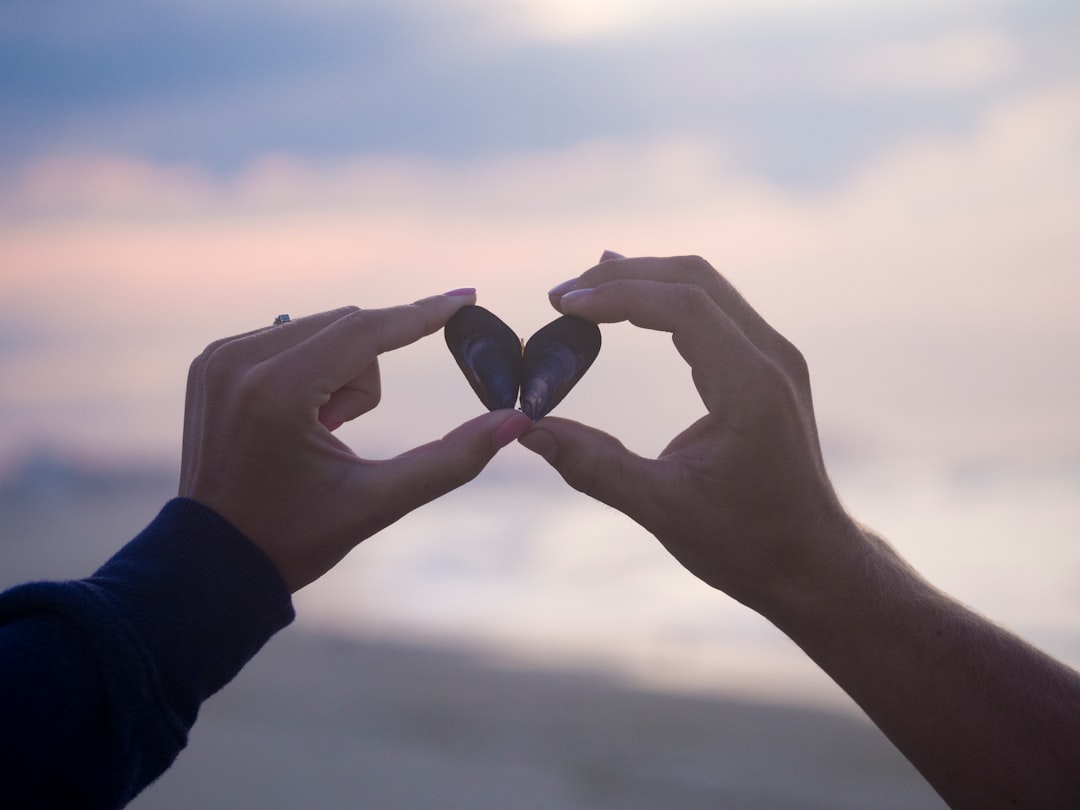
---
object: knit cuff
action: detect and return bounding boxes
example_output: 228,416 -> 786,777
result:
86,498 -> 295,727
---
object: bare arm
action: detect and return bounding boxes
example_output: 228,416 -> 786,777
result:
774,527 -> 1080,808
519,253 -> 1080,809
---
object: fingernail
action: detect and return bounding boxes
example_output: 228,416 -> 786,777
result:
517,427 -> 558,461
560,287 -> 595,302
492,411 -> 532,450
443,287 -> 476,297
547,278 -> 579,297
600,250 -> 625,262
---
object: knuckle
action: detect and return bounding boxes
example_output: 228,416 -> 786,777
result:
675,253 -> 708,269
200,337 -> 246,378
190,341 -> 232,389
674,254 -> 716,283
187,350 -> 210,383
772,334 -> 810,388
753,355 -> 806,424
189,335 -> 232,378
321,305 -> 363,329
192,337 -> 277,417
670,281 -> 713,316
331,305 -> 363,324
338,306 -> 384,344
746,328 -> 812,405
342,305 -> 373,329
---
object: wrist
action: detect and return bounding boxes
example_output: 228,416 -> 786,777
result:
760,518 -> 936,660
743,511 -> 885,629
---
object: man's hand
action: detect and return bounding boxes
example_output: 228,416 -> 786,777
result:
520,254 -> 863,613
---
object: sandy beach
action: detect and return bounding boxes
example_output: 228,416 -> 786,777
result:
129,630 -> 945,809
1,464 -> 949,809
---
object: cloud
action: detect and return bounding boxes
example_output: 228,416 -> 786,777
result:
3,1 -> 1078,466
476,0 -> 947,42
3,0 -> 1072,192
1,77 -> 1078,464
842,29 -> 1021,93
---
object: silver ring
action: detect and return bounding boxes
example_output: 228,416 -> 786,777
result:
273,314 -> 291,326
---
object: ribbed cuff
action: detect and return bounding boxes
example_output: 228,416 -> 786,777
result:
87,498 -> 295,727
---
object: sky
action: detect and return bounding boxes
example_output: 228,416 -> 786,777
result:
1,0 -> 1079,471
1,0 -> 1080,708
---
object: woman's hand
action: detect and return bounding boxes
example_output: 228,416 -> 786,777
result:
180,293 -> 532,593
519,255 -> 863,614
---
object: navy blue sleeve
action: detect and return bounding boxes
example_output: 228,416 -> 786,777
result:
0,498 -> 295,809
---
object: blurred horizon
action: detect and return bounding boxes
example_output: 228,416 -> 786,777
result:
2,441 -> 1078,713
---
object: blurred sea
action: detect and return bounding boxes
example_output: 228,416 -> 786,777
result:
2,445 -> 1077,711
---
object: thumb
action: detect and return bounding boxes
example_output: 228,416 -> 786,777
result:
518,416 -> 656,519
369,409 -> 532,519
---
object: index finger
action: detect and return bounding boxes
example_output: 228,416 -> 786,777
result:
558,279 -> 765,413
554,255 -> 785,358
281,290 -> 478,393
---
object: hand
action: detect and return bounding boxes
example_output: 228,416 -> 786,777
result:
519,254 -> 864,613
180,294 -> 532,592
522,255 -> 1080,808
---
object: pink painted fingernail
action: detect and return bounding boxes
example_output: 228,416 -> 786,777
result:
560,287 -> 595,302
493,412 -> 532,450
443,287 -> 476,297
547,278 -> 579,297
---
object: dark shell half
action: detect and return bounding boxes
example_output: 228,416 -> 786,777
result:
444,305 -> 601,420
519,316 -> 601,420
444,305 -> 522,411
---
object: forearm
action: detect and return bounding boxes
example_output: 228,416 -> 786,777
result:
0,500 -> 295,808
766,527 -> 1080,809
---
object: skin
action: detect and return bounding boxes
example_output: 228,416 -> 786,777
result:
518,253 -> 1080,810
179,291 -> 532,593
177,259 -> 1079,807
